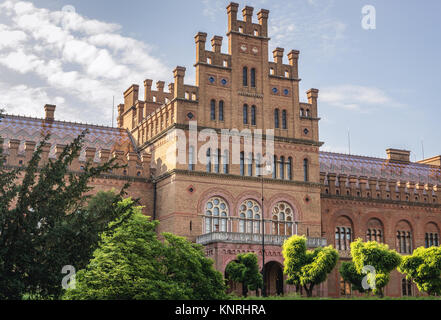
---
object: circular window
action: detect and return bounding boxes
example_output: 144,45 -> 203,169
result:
221,78 -> 227,85
209,76 -> 215,83
187,112 -> 194,119
272,87 -> 278,94
284,89 -> 289,95
303,128 -> 309,135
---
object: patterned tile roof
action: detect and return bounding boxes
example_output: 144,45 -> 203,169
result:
0,114 -> 135,161
319,151 -> 441,185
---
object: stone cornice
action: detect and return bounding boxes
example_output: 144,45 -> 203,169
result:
321,193 -> 441,210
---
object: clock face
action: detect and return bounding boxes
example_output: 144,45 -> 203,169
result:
240,44 -> 247,52
252,47 -> 258,54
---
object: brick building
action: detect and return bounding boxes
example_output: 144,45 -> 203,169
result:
1,3 -> 440,298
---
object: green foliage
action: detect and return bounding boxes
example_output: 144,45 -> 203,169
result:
399,246 -> 441,296
339,261 -> 367,293
0,131 -> 126,299
342,239 -> 402,297
64,200 -> 227,300
282,235 -> 339,297
225,253 -> 263,297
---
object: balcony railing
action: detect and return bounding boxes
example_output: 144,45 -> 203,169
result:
196,232 -> 327,248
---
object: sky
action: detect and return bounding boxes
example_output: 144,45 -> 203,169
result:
0,0 -> 440,161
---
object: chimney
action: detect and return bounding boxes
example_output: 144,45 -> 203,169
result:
257,9 -> 269,37
44,104 -> 56,121
211,35 -> 223,53
273,47 -> 284,64
386,149 -> 410,164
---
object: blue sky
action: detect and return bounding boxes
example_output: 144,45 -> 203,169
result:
0,0 -> 440,160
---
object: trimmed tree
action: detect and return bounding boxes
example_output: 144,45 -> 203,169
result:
341,239 -> 402,297
64,199 -> 227,300
225,253 -> 263,297
282,235 -> 339,297
0,130 -> 126,299
399,246 -> 441,296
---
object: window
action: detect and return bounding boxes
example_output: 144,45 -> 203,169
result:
425,232 -> 439,248
279,156 -> 285,180
366,218 -> 383,243
402,278 -> 412,296
250,68 -> 256,87
270,67 -> 274,75
240,152 -> 245,176
251,105 -> 256,125
303,158 -> 309,182
300,108 -> 304,117
214,149 -> 220,173
287,157 -> 293,180
205,197 -> 229,233
274,109 -> 279,128
340,277 -> 352,296
243,67 -> 248,86
272,155 -> 277,179
238,199 -> 261,234
397,231 -> 412,254
306,109 -> 310,117
272,202 -> 294,236
282,110 -> 287,129
243,104 -> 248,124
188,146 -> 195,171
255,153 -> 262,177
210,99 -> 216,120
206,148 -> 212,173
219,100 -> 224,121
223,150 -> 229,174
335,227 -> 352,250
247,152 -> 253,176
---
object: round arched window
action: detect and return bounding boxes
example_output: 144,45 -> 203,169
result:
238,199 -> 261,234
205,197 -> 229,233
272,202 -> 294,235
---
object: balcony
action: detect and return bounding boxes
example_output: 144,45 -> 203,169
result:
196,232 -> 327,248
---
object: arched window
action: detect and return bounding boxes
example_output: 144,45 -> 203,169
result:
303,158 -> 309,182
188,146 -> 195,171
206,148 -> 211,173
210,99 -> 216,120
205,197 -> 229,233
335,216 -> 353,250
282,110 -> 287,129
243,104 -> 248,124
396,220 -> 412,254
239,200 -> 261,234
243,66 -> 248,86
424,223 -> 439,248
240,152 -> 245,176
274,109 -> 279,128
251,105 -> 256,125
223,150 -> 229,174
300,108 -> 305,117
366,218 -> 384,243
287,157 -> 293,180
256,153 -> 262,176
219,100 -> 224,121
279,156 -> 285,180
272,202 -> 294,236
306,109 -> 310,117
250,68 -> 256,87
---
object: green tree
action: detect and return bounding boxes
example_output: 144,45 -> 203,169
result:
225,253 -> 263,297
282,235 -> 338,297
64,199 -> 227,300
339,261 -> 367,294
0,130 -> 126,299
399,246 -> 441,296
341,239 -> 402,298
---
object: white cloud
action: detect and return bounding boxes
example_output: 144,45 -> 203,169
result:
320,84 -> 403,112
0,0 -> 170,124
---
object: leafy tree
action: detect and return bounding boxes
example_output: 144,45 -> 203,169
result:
64,199 -> 227,300
225,253 -> 263,297
0,130 -> 126,299
341,239 -> 402,297
282,235 -> 338,297
399,246 -> 441,296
